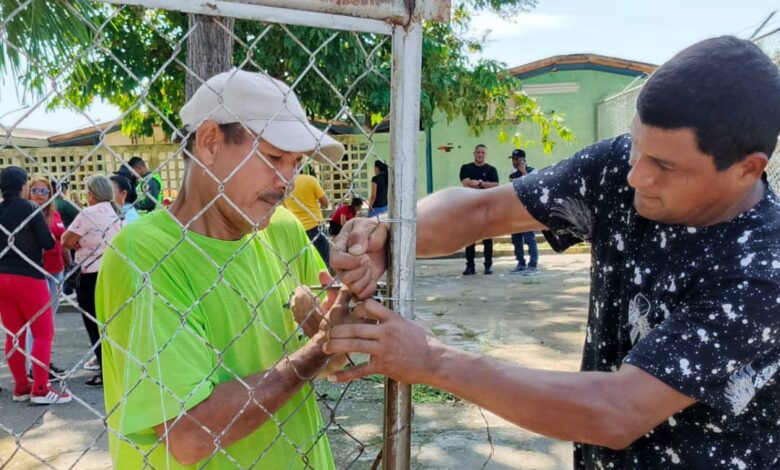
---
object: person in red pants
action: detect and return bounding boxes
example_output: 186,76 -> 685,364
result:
0,166 -> 71,404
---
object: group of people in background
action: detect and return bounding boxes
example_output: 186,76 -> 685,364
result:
0,156 -> 163,403
459,144 -> 539,276
284,159 -> 388,270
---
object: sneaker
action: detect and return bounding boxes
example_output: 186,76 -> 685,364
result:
13,385 -> 31,402
522,267 -> 539,276
462,267 -> 476,276
30,385 -> 72,405
484,266 -> 493,275
83,356 -> 100,371
510,264 -> 527,275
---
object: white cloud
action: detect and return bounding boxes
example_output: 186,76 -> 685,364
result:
470,12 -> 570,40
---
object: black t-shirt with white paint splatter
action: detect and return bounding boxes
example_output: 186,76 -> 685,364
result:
514,134 -> 780,469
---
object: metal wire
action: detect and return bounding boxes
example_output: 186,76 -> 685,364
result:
0,1 -> 414,468
596,33 -> 780,192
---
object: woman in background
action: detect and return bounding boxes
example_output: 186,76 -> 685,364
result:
62,175 -> 122,387
110,175 -> 139,223
369,160 -> 388,217
27,176 -> 70,380
0,166 -> 71,404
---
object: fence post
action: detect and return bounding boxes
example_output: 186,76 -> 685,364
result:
384,18 -> 423,470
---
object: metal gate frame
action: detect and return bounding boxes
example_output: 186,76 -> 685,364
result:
92,1 -> 439,468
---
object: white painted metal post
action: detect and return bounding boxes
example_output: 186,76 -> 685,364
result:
384,19 -> 423,470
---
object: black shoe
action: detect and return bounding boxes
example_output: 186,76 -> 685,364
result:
28,363 -> 63,383
85,374 -> 103,387
484,267 -> 493,275
462,267 -> 476,276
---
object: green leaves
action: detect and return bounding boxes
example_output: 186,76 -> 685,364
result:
5,0 -> 572,152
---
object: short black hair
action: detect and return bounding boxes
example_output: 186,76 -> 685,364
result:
127,156 -> 146,168
350,197 -> 363,207
637,35 -> 780,171
475,144 -> 487,151
110,174 -> 137,204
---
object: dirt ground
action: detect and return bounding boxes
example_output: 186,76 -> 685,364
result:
0,253 -> 591,469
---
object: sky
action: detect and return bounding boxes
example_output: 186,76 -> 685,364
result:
2,0 -> 778,134
471,0 -> 779,66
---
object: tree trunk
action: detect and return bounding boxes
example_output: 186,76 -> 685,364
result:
186,14 -> 235,100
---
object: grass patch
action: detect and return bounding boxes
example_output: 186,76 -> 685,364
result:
363,375 -> 459,404
413,384 -> 459,403
457,328 -> 479,340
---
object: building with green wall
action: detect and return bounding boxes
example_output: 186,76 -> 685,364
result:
417,54 -> 656,196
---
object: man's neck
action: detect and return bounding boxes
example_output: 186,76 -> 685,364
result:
473,161 -> 485,167
169,188 -> 246,241
701,180 -> 767,227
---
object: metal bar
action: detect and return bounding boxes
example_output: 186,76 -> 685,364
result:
754,25 -> 780,43
97,0 -> 393,35
217,0 -> 450,23
384,19 -> 423,470
750,10 -> 776,40
425,126 -> 433,194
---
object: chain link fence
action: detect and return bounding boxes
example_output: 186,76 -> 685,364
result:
596,30 -> 780,191
753,27 -> 780,189
595,83 -> 644,143
0,0 -> 430,468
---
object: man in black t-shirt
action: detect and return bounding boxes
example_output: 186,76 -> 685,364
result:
459,144 -> 499,275
508,149 -> 539,275
328,36 -> 780,469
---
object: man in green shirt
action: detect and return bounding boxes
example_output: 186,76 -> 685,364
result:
53,180 -> 80,227
96,69 -> 345,468
128,156 -> 164,212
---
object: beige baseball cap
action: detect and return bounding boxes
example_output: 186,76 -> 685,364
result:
180,69 -> 344,163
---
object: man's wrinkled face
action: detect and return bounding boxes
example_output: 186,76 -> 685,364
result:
474,146 -> 486,165
201,128 -> 303,232
627,117 -> 743,226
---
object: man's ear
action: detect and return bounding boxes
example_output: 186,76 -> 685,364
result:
193,121 -> 222,167
733,152 -> 768,187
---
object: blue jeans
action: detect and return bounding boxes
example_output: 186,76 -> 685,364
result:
26,271 -> 63,369
306,226 -> 330,269
511,232 -> 538,268
368,206 -> 388,217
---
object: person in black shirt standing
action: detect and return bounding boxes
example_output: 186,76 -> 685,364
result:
327,37 -> 780,469
459,144 -> 499,274
0,166 -> 71,404
369,160 -> 389,217
508,149 -> 539,275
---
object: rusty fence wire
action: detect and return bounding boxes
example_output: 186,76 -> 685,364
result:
0,0 -> 421,468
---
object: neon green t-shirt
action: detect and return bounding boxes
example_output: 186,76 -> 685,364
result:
95,208 -> 333,469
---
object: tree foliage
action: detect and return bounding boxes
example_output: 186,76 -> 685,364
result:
2,0 -> 572,151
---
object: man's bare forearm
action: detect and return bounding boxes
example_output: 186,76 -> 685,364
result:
426,345 -> 665,450
416,185 -> 546,257
425,343 -> 696,449
157,334 -> 330,465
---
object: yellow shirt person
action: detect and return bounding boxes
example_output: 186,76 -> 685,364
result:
284,174 -> 328,230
